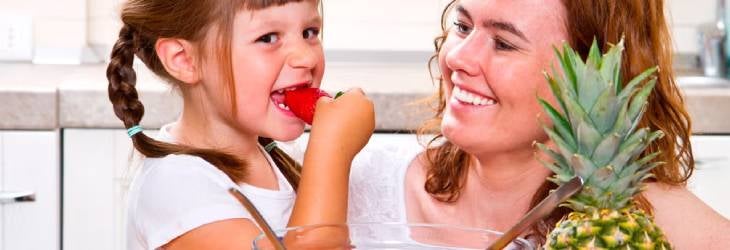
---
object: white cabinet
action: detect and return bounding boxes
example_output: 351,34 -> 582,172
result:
688,135 -> 730,218
0,131 -> 60,250
63,129 -> 137,250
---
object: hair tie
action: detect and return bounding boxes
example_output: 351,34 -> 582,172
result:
127,125 -> 143,137
264,141 -> 277,153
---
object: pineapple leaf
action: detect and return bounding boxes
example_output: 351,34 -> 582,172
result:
610,97 -> 633,137
594,165 -> 617,189
611,128 -> 653,169
588,86 -> 619,134
600,40 -> 624,93
545,71 -> 569,118
612,165 -> 636,190
539,98 -> 576,148
576,63 -> 607,113
571,153 -> 598,178
544,126 -> 577,162
587,39 -> 602,68
593,40 -> 624,89
642,131 -> 665,152
556,44 -> 578,92
536,142 -> 572,171
636,151 -> 662,166
577,118 -> 603,155
591,133 -> 621,166
636,162 -> 663,177
537,157 -> 573,180
620,128 -> 649,152
627,78 -> 657,124
617,152 -> 661,180
619,67 -> 659,102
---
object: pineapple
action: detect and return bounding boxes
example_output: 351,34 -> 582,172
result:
536,39 -> 672,249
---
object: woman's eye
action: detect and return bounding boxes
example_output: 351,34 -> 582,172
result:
256,33 -> 279,44
303,28 -> 320,39
495,38 -> 517,51
453,21 -> 471,35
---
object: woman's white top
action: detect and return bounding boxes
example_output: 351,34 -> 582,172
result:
347,142 -> 422,224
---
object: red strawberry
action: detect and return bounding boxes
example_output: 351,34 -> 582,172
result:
283,88 -> 331,124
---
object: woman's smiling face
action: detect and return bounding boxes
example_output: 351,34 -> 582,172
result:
438,0 -> 569,155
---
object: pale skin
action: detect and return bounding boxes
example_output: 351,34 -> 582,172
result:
405,0 -> 730,248
151,1 -> 373,249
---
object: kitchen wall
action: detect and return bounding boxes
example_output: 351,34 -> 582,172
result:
0,0 -> 719,62
669,0 -> 717,54
0,0 -> 89,63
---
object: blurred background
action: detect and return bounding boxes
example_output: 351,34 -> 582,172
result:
0,0 -> 728,249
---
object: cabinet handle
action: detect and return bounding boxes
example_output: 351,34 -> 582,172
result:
0,191 -> 36,204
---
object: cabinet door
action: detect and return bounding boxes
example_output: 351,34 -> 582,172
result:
688,135 -> 730,218
0,131 -> 60,250
63,129 -> 136,250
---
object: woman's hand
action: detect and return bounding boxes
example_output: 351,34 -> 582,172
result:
308,88 -> 375,162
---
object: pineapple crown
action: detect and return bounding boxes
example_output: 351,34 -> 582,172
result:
536,38 -> 664,211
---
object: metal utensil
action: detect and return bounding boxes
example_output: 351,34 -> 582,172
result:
229,188 -> 286,250
487,176 -> 584,250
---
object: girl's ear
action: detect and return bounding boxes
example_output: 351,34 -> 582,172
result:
155,38 -> 201,85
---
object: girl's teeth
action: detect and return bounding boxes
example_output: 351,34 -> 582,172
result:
453,86 -> 496,106
278,103 -> 290,110
276,89 -> 284,94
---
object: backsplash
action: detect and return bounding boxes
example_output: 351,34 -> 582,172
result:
0,0 -> 718,62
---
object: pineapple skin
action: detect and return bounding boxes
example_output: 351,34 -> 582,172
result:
545,206 -> 671,249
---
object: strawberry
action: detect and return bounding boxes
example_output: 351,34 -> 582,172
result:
283,88 -> 331,124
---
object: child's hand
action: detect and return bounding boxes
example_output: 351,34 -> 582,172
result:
308,88 -> 375,161
292,89 -> 373,228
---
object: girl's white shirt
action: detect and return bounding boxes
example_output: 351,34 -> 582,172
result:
126,123 -> 295,250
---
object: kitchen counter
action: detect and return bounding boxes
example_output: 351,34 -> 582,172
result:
1,62 -> 730,133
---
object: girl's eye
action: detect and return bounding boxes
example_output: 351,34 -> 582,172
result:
453,21 -> 472,35
256,33 -> 279,44
303,28 -> 320,39
495,37 -> 518,51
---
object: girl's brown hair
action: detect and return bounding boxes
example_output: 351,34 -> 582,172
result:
421,0 -> 694,244
107,0 -> 315,186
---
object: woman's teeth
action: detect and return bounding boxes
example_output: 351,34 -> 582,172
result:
278,102 -> 290,111
452,86 -> 496,106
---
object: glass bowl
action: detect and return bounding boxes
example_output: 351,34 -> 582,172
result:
252,223 -> 534,250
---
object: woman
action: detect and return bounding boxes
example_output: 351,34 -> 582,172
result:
348,0 -> 730,248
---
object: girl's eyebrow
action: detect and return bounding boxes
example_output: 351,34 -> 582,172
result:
307,16 -> 322,26
455,4 -> 530,43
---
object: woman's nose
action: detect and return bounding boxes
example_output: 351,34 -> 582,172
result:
287,41 -> 319,69
445,35 -> 481,76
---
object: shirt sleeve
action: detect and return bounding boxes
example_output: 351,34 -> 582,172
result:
131,155 -> 251,249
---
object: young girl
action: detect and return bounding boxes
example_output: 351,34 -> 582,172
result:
106,0 -> 374,249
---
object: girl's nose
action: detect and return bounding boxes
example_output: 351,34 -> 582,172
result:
445,35 -> 481,76
287,41 -> 319,69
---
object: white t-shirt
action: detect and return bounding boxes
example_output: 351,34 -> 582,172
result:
347,142 -> 421,224
126,124 -> 295,250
